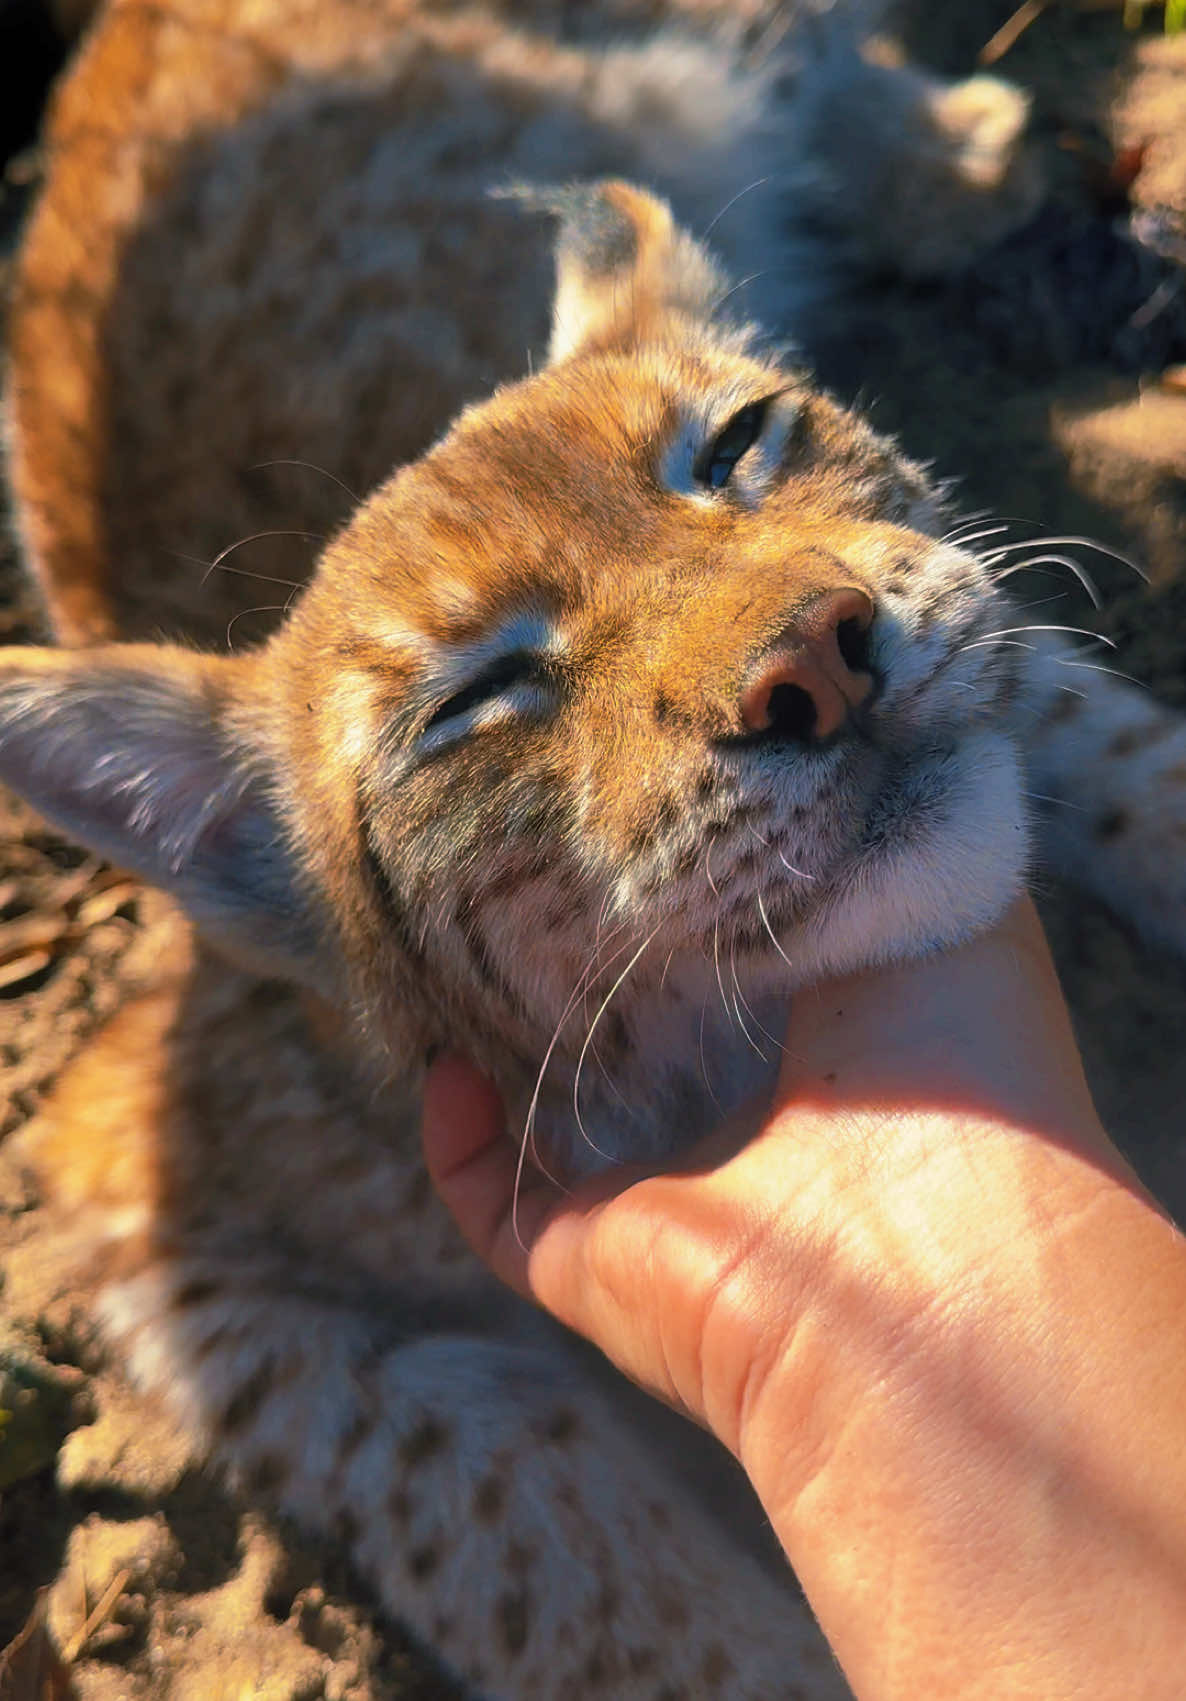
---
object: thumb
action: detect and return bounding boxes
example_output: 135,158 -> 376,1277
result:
420,1053 -> 563,1298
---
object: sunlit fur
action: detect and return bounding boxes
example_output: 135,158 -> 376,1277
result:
3,5 -> 1186,1697
265,316 -> 1028,1171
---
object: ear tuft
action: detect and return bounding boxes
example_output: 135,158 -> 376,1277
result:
504,179 -> 729,363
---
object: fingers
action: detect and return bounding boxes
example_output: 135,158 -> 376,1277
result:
420,1053 -> 563,1299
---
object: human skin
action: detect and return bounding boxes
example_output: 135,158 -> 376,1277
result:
422,898 -> 1186,1700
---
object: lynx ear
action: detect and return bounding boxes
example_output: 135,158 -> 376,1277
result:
0,644 -> 320,982
518,180 -> 729,362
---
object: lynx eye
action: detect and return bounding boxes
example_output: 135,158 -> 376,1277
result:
695,399 -> 770,491
423,649 -> 540,733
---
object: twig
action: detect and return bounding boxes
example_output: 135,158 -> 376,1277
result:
61,1569 -> 130,1665
980,0 -> 1051,65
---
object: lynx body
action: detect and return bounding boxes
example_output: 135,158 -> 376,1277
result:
3,1 -> 1186,1695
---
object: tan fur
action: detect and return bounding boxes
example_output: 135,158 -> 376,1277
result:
3,2 -> 1184,1696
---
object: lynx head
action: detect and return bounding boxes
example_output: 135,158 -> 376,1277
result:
0,184 -> 1027,1170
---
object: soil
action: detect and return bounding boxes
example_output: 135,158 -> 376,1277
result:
1,3 -> 1185,1697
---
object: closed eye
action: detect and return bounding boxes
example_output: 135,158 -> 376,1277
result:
422,649 -> 542,733
694,399 -> 770,491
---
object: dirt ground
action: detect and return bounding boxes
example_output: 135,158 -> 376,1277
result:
1,3 -> 1186,1697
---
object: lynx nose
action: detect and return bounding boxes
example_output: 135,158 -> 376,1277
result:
739,588 -> 875,743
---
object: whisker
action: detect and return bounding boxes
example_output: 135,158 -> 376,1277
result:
955,638 -> 1038,655
946,523 -> 1014,550
1023,790 -> 1090,813
571,927 -> 662,1166
970,624 -> 1116,648
731,935 -> 786,1055
729,940 -> 768,1062
248,458 -> 361,504
200,530 -> 325,587
989,553 -> 1103,609
746,821 -> 815,881
981,533 -> 1148,584
697,999 -> 724,1115
711,267 -> 783,315
712,917 -> 735,1032
701,177 -> 771,242
705,836 -> 721,900
224,604 -> 287,648
519,923 -> 632,1181
756,886 -> 795,974
171,551 -> 305,591
1055,657 -> 1148,690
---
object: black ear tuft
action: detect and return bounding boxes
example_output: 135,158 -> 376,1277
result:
501,178 -> 729,362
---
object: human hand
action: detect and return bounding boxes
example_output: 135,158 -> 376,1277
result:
422,899 -> 1186,1699
421,897 -> 1115,1450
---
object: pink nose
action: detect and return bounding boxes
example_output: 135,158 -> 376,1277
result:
739,588 -> 875,743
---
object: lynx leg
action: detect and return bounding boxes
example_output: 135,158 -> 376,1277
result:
99,1260 -> 849,1701
1022,642 -> 1186,955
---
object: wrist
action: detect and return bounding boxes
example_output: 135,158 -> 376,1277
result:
725,1099 -> 1186,1699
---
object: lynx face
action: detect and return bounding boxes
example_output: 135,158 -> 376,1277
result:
0,184 -> 1028,1170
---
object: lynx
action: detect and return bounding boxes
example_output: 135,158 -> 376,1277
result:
3,1 -> 1186,1696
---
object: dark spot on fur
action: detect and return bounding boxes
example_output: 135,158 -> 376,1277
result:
1096,808 -> 1128,842
504,1541 -> 537,1576
629,1648 -> 659,1676
654,690 -> 676,726
703,1645 -> 733,1686
474,1474 -> 506,1523
189,1325 -> 231,1365
403,1168 -> 432,1213
408,1543 -> 441,1581
696,771 -> 717,802
388,1487 -> 413,1525
596,1583 -> 620,1625
336,1409 -> 375,1464
1041,692 -> 1081,727
433,1614 -> 453,1641
333,1506 -> 360,1547
495,1588 -> 531,1657
657,1591 -> 688,1629
400,1417 -> 451,1467
220,1363 -> 278,1435
584,1649 -> 612,1684
647,1500 -> 670,1528
244,1452 -> 288,1496
542,1408 -> 581,1444
171,1278 -> 221,1310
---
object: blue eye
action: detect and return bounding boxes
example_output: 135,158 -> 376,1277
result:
423,650 -> 540,732
695,400 -> 770,490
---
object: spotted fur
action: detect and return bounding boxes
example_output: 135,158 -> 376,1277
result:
1,2 -> 1183,1697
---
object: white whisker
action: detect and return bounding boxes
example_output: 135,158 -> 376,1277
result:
697,999 -> 724,1115
729,939 -> 768,1062
571,927 -> 662,1164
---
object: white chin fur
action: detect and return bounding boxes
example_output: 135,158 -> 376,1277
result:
788,729 -> 1029,986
